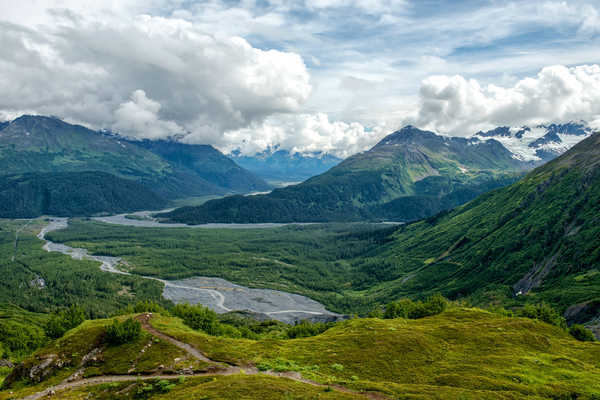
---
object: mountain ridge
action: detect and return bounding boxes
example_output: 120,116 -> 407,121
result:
160,126 -> 530,223
365,131 -> 600,331
0,115 -> 269,205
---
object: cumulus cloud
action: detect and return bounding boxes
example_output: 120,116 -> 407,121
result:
217,113 -> 389,158
305,0 -> 407,13
0,9 -> 311,142
2,1 -> 600,159
413,64 -> 600,135
113,90 -> 185,139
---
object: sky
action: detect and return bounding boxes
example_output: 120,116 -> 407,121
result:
1,0 -> 599,157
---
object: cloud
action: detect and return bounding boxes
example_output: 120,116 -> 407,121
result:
305,0 -> 407,14
217,113 -> 389,158
2,1 -> 600,158
0,9 -> 311,141
113,90 -> 184,139
413,64 -> 600,135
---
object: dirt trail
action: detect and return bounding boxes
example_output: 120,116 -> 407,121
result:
20,314 -> 388,400
135,314 -> 216,364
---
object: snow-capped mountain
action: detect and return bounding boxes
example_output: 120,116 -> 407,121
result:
474,122 -> 594,162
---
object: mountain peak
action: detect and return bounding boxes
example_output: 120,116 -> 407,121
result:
375,125 -> 438,147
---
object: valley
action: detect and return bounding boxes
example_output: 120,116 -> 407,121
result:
2,2 -> 600,398
0,130 -> 598,399
38,218 -> 341,324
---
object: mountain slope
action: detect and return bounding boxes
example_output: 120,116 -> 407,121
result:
131,140 -> 270,193
0,115 -> 268,201
161,126 -> 528,223
0,172 -> 167,217
2,309 -> 599,399
369,131 -> 600,328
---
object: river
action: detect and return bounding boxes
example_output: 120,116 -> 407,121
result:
38,218 -> 342,323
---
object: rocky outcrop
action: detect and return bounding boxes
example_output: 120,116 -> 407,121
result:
2,353 -> 71,389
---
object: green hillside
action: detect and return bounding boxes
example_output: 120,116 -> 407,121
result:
0,115 -> 268,202
47,133 -> 600,331
161,126 -> 527,223
0,172 -> 167,218
366,131 -> 600,328
1,308 -> 599,399
132,140 -> 271,194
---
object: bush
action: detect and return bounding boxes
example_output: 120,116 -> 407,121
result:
44,305 -> 85,339
105,318 -> 141,345
517,303 -> 567,329
384,294 -> 448,319
286,320 -> 332,339
172,304 -> 219,335
568,324 -> 596,342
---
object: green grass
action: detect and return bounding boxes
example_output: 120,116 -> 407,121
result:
47,375 -> 364,399
0,315 -> 210,398
149,308 -> 600,398
4,308 -> 599,399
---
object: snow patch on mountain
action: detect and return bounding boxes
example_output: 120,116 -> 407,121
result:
474,122 -> 593,162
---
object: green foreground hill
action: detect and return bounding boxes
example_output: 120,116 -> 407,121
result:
2,308 -> 599,399
161,126 -> 528,224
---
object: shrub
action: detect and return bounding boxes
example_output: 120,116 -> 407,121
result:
331,363 -> 344,372
172,304 -> 219,335
517,303 -> 567,329
384,294 -> 448,319
155,379 -> 175,393
568,324 -> 596,342
286,320 -> 332,339
44,305 -> 85,339
105,318 -> 141,345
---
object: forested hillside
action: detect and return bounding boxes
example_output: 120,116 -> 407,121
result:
0,172 -> 167,218
161,126 -> 529,223
0,115 -> 268,203
372,131 -> 600,329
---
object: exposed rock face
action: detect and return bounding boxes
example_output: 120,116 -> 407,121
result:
564,300 -> 600,340
2,354 -> 71,389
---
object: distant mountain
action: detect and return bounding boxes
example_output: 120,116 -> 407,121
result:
373,131 -> 600,330
475,121 -> 593,162
160,126 -> 529,223
0,115 -> 269,203
0,171 -> 167,218
129,139 -> 271,193
230,149 -> 342,183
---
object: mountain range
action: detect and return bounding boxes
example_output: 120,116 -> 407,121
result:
475,121 -> 593,162
363,130 -> 600,333
0,115 -> 270,216
0,116 -> 593,221
230,148 -> 342,184
160,126 -> 532,223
